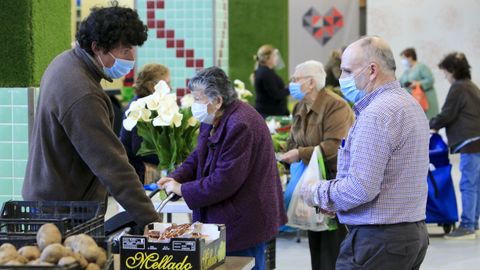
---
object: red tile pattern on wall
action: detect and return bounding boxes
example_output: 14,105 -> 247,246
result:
145,0 -> 206,97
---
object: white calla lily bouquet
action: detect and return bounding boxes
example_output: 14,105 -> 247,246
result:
123,81 -> 199,172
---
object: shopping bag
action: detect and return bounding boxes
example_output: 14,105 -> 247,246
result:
286,146 -> 330,231
280,161 -> 306,232
411,83 -> 429,111
283,161 -> 306,211
426,164 -> 458,224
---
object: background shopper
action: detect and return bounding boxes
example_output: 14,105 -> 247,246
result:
282,60 -> 353,270
400,47 -> 440,119
253,44 -> 290,118
430,52 -> 480,239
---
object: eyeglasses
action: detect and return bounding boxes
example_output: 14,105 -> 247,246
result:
290,75 -> 312,83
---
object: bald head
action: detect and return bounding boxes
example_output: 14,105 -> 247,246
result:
344,36 -> 396,76
340,36 -> 397,94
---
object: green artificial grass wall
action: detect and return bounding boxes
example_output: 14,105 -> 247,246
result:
229,0 -> 289,95
0,0 -> 71,87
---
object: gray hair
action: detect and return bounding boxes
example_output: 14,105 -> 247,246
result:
294,60 -> 326,91
358,36 -> 396,75
188,67 -> 238,106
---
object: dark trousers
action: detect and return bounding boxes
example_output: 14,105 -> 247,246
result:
336,221 -> 429,270
308,224 -> 348,270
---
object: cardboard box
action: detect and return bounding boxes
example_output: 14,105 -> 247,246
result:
120,223 -> 226,270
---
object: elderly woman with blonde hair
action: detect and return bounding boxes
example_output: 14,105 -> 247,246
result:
281,60 -> 354,270
253,44 -> 290,118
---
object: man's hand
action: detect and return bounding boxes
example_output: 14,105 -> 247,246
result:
157,177 -> 182,196
282,149 -> 300,164
317,208 -> 336,217
300,180 -> 321,207
300,181 -> 337,217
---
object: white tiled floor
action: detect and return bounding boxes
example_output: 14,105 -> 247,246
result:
107,155 -> 480,269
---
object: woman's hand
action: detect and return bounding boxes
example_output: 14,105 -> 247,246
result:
157,177 -> 182,196
281,149 -> 300,164
410,80 -> 420,88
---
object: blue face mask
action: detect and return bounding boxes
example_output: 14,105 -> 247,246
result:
401,58 -> 410,70
339,66 -> 370,103
339,76 -> 365,103
99,52 -> 135,79
289,82 -> 305,100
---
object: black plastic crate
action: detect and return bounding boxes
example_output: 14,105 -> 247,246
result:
0,201 -> 105,248
0,256 -> 113,270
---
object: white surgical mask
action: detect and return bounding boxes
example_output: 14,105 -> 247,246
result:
191,102 -> 215,124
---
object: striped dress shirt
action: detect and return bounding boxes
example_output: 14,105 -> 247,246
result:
317,80 -> 430,225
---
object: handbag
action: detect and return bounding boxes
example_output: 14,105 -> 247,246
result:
286,146 -> 335,231
411,83 -> 429,111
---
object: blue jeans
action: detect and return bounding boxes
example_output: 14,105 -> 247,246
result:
459,153 -> 480,230
226,242 -> 266,270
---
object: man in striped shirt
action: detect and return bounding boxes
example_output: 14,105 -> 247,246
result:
302,36 -> 430,269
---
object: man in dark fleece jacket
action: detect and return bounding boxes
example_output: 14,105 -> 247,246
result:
22,4 -> 159,227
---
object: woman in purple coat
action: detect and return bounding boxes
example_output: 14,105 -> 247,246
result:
158,67 -> 287,270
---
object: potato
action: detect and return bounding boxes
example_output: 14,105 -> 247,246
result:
85,262 -> 101,270
96,247 -> 107,267
58,256 -> 77,266
28,259 -> 54,266
4,259 -> 23,265
40,243 -> 67,264
73,252 -> 88,268
0,243 -> 16,253
71,234 -> 99,262
36,223 -> 62,250
18,246 -> 40,261
27,258 -> 41,265
63,235 -> 76,250
16,255 -> 29,264
75,234 -> 97,248
0,249 -> 17,265
64,247 -> 74,257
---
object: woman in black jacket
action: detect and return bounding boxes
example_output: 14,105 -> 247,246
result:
430,52 -> 480,239
253,45 -> 290,118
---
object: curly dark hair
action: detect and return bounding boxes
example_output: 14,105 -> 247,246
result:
438,52 -> 471,80
76,2 -> 148,55
400,47 -> 417,61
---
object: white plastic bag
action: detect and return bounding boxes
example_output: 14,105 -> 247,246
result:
286,146 -> 329,231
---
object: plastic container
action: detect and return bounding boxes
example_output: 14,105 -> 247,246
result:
0,201 -> 104,248
0,256 -> 113,270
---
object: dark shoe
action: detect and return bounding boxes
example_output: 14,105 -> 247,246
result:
444,227 -> 476,240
